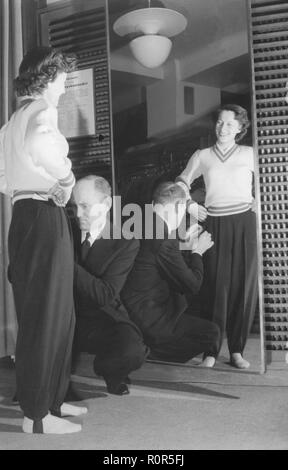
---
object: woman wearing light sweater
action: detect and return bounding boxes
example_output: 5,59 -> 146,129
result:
177,104 -> 258,369
0,47 -> 87,434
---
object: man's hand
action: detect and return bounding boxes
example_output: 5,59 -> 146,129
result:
186,223 -> 202,240
191,230 -> 214,256
182,223 -> 203,250
187,201 -> 208,222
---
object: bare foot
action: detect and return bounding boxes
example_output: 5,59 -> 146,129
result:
230,353 -> 250,369
59,403 -> 88,417
22,414 -> 82,434
199,356 -> 216,368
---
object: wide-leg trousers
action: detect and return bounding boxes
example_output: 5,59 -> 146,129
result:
201,210 -> 258,358
8,199 -> 75,420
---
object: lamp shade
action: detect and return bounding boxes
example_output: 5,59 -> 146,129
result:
129,35 -> 172,68
113,8 -> 187,37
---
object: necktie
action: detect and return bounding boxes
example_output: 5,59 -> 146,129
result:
81,232 -> 91,262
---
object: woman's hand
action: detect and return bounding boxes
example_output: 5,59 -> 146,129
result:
48,183 -> 66,207
187,201 -> 208,222
197,205 -> 208,221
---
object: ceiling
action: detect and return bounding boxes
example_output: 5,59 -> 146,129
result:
108,0 -> 250,94
186,54 -> 251,93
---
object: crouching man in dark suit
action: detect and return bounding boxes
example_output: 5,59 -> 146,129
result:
72,175 -> 148,395
122,181 -> 220,367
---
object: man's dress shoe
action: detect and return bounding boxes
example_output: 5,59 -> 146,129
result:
11,392 -> 19,405
107,382 -> 130,396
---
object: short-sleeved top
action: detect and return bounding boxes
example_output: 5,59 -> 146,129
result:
178,144 -> 255,216
0,97 -> 74,202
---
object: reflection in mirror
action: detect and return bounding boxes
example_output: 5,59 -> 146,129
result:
108,0 -> 263,372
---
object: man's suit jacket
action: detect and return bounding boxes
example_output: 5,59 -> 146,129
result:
74,222 -> 141,332
121,214 -> 204,344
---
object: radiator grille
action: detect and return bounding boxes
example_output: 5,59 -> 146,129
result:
250,0 -> 288,359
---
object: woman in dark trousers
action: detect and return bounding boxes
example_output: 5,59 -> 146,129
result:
176,104 -> 258,369
0,47 -> 87,434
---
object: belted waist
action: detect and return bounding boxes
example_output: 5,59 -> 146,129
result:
12,190 -> 52,205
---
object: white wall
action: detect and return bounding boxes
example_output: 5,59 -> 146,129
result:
146,65 -> 221,138
146,66 -> 177,137
176,82 -> 220,128
180,31 -> 248,82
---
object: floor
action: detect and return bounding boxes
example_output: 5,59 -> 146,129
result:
0,336 -> 288,450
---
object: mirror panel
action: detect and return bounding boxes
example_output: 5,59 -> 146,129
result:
109,0 -> 264,372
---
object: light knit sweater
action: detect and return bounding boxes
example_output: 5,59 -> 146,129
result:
177,144 -> 255,216
0,97 -> 75,203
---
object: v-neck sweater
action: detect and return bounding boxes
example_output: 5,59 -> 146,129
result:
177,144 -> 255,216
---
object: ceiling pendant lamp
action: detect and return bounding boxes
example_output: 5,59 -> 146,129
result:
113,1 -> 187,69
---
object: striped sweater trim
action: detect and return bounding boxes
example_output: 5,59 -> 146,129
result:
207,203 -> 252,216
12,190 -> 52,204
175,176 -> 190,190
59,171 -> 75,188
175,180 -> 190,199
213,144 -> 239,163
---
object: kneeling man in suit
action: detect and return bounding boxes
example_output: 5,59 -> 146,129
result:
122,181 -> 220,367
72,175 -> 148,395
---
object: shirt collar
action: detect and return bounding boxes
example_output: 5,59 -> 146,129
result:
81,218 -> 108,245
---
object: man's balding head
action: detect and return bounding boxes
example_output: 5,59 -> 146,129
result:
73,175 -> 112,232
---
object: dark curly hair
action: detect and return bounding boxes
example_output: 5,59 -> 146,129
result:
14,46 -> 77,97
214,104 -> 250,142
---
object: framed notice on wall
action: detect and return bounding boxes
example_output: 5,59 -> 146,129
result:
58,68 -> 96,138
